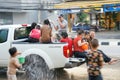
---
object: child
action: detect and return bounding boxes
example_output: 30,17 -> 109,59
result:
87,39 -> 104,80
7,47 -> 21,80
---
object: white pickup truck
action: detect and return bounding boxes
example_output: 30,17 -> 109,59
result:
0,24 -> 84,79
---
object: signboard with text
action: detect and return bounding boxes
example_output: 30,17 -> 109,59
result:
60,9 -> 80,14
103,3 -> 120,12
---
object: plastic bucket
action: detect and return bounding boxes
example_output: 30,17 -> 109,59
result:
81,43 -> 88,51
18,57 -> 25,64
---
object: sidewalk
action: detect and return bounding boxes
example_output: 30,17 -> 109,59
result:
96,31 -> 120,39
68,30 -> 120,39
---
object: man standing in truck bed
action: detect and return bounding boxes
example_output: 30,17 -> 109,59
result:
54,14 -> 68,35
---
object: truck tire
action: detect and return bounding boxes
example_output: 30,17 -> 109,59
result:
22,54 -> 54,80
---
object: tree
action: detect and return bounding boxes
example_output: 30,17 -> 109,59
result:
77,12 -> 88,23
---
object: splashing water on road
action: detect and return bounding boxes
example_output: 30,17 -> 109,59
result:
21,54 -> 56,80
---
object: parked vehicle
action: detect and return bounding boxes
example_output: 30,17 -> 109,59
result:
72,23 -> 90,31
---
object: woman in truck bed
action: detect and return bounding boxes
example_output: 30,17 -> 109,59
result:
28,25 -> 41,42
40,19 -> 52,43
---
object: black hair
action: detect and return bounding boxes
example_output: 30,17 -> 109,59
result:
84,30 -> 90,35
9,47 -> 17,56
43,19 -> 51,27
36,25 -> 40,29
31,22 -> 37,30
61,32 -> 68,38
77,30 -> 84,35
91,39 -> 99,48
59,14 -> 64,17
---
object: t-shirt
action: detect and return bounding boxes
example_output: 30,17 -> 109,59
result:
57,19 -> 68,34
60,37 -> 73,57
40,25 -> 52,43
87,50 -> 104,76
73,36 -> 84,52
29,29 -> 41,40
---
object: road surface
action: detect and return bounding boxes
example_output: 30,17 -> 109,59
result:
0,58 -> 120,80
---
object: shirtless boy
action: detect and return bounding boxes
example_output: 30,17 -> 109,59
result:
7,47 -> 21,80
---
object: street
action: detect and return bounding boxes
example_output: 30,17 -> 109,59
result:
0,58 -> 120,80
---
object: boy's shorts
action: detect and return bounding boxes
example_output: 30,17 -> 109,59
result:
7,74 -> 17,80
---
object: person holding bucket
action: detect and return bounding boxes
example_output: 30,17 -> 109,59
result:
7,47 -> 24,80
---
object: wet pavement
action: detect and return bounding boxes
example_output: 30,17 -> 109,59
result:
0,67 -> 89,80
95,31 -> 120,39
70,30 -> 120,39
1,59 -> 120,80
0,71 -> 6,80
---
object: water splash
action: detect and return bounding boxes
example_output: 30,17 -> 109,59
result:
18,54 -> 71,80
20,54 -> 55,80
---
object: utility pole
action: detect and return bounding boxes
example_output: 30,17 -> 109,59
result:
38,0 -> 41,23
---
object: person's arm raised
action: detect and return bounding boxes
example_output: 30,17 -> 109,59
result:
51,21 -> 58,31
58,20 -> 66,29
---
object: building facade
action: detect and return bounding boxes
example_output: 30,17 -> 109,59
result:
39,0 -> 62,23
0,0 -> 40,24
0,0 -> 63,25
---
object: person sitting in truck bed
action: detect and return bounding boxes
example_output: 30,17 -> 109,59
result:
73,30 -> 88,59
28,25 -> 41,42
30,22 -> 37,30
40,19 -> 52,43
60,32 -> 73,57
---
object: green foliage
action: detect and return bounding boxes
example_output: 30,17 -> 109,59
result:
77,12 -> 88,23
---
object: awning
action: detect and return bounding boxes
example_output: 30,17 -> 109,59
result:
54,0 -> 120,9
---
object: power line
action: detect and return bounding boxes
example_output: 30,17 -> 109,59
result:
0,6 -> 102,11
0,1 -> 59,4
0,2 -> 119,11
0,4 -> 54,7
1,4 -> 120,11
0,5 -> 52,8
0,4 -> 55,8
0,2 -> 55,9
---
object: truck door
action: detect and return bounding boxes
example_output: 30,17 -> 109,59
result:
0,29 -> 10,63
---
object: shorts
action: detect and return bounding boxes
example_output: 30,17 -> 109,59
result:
7,74 -> 17,80
89,74 -> 103,80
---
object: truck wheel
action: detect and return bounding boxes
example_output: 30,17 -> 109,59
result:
22,54 -> 54,80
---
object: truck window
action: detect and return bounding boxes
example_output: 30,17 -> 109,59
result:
0,29 -> 8,43
14,27 -> 30,40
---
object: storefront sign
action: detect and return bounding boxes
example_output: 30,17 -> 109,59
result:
60,9 -> 80,14
103,3 -> 120,12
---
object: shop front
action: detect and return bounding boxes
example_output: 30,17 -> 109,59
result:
54,0 -> 120,31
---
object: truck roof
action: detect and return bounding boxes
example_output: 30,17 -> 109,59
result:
0,24 -> 31,29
